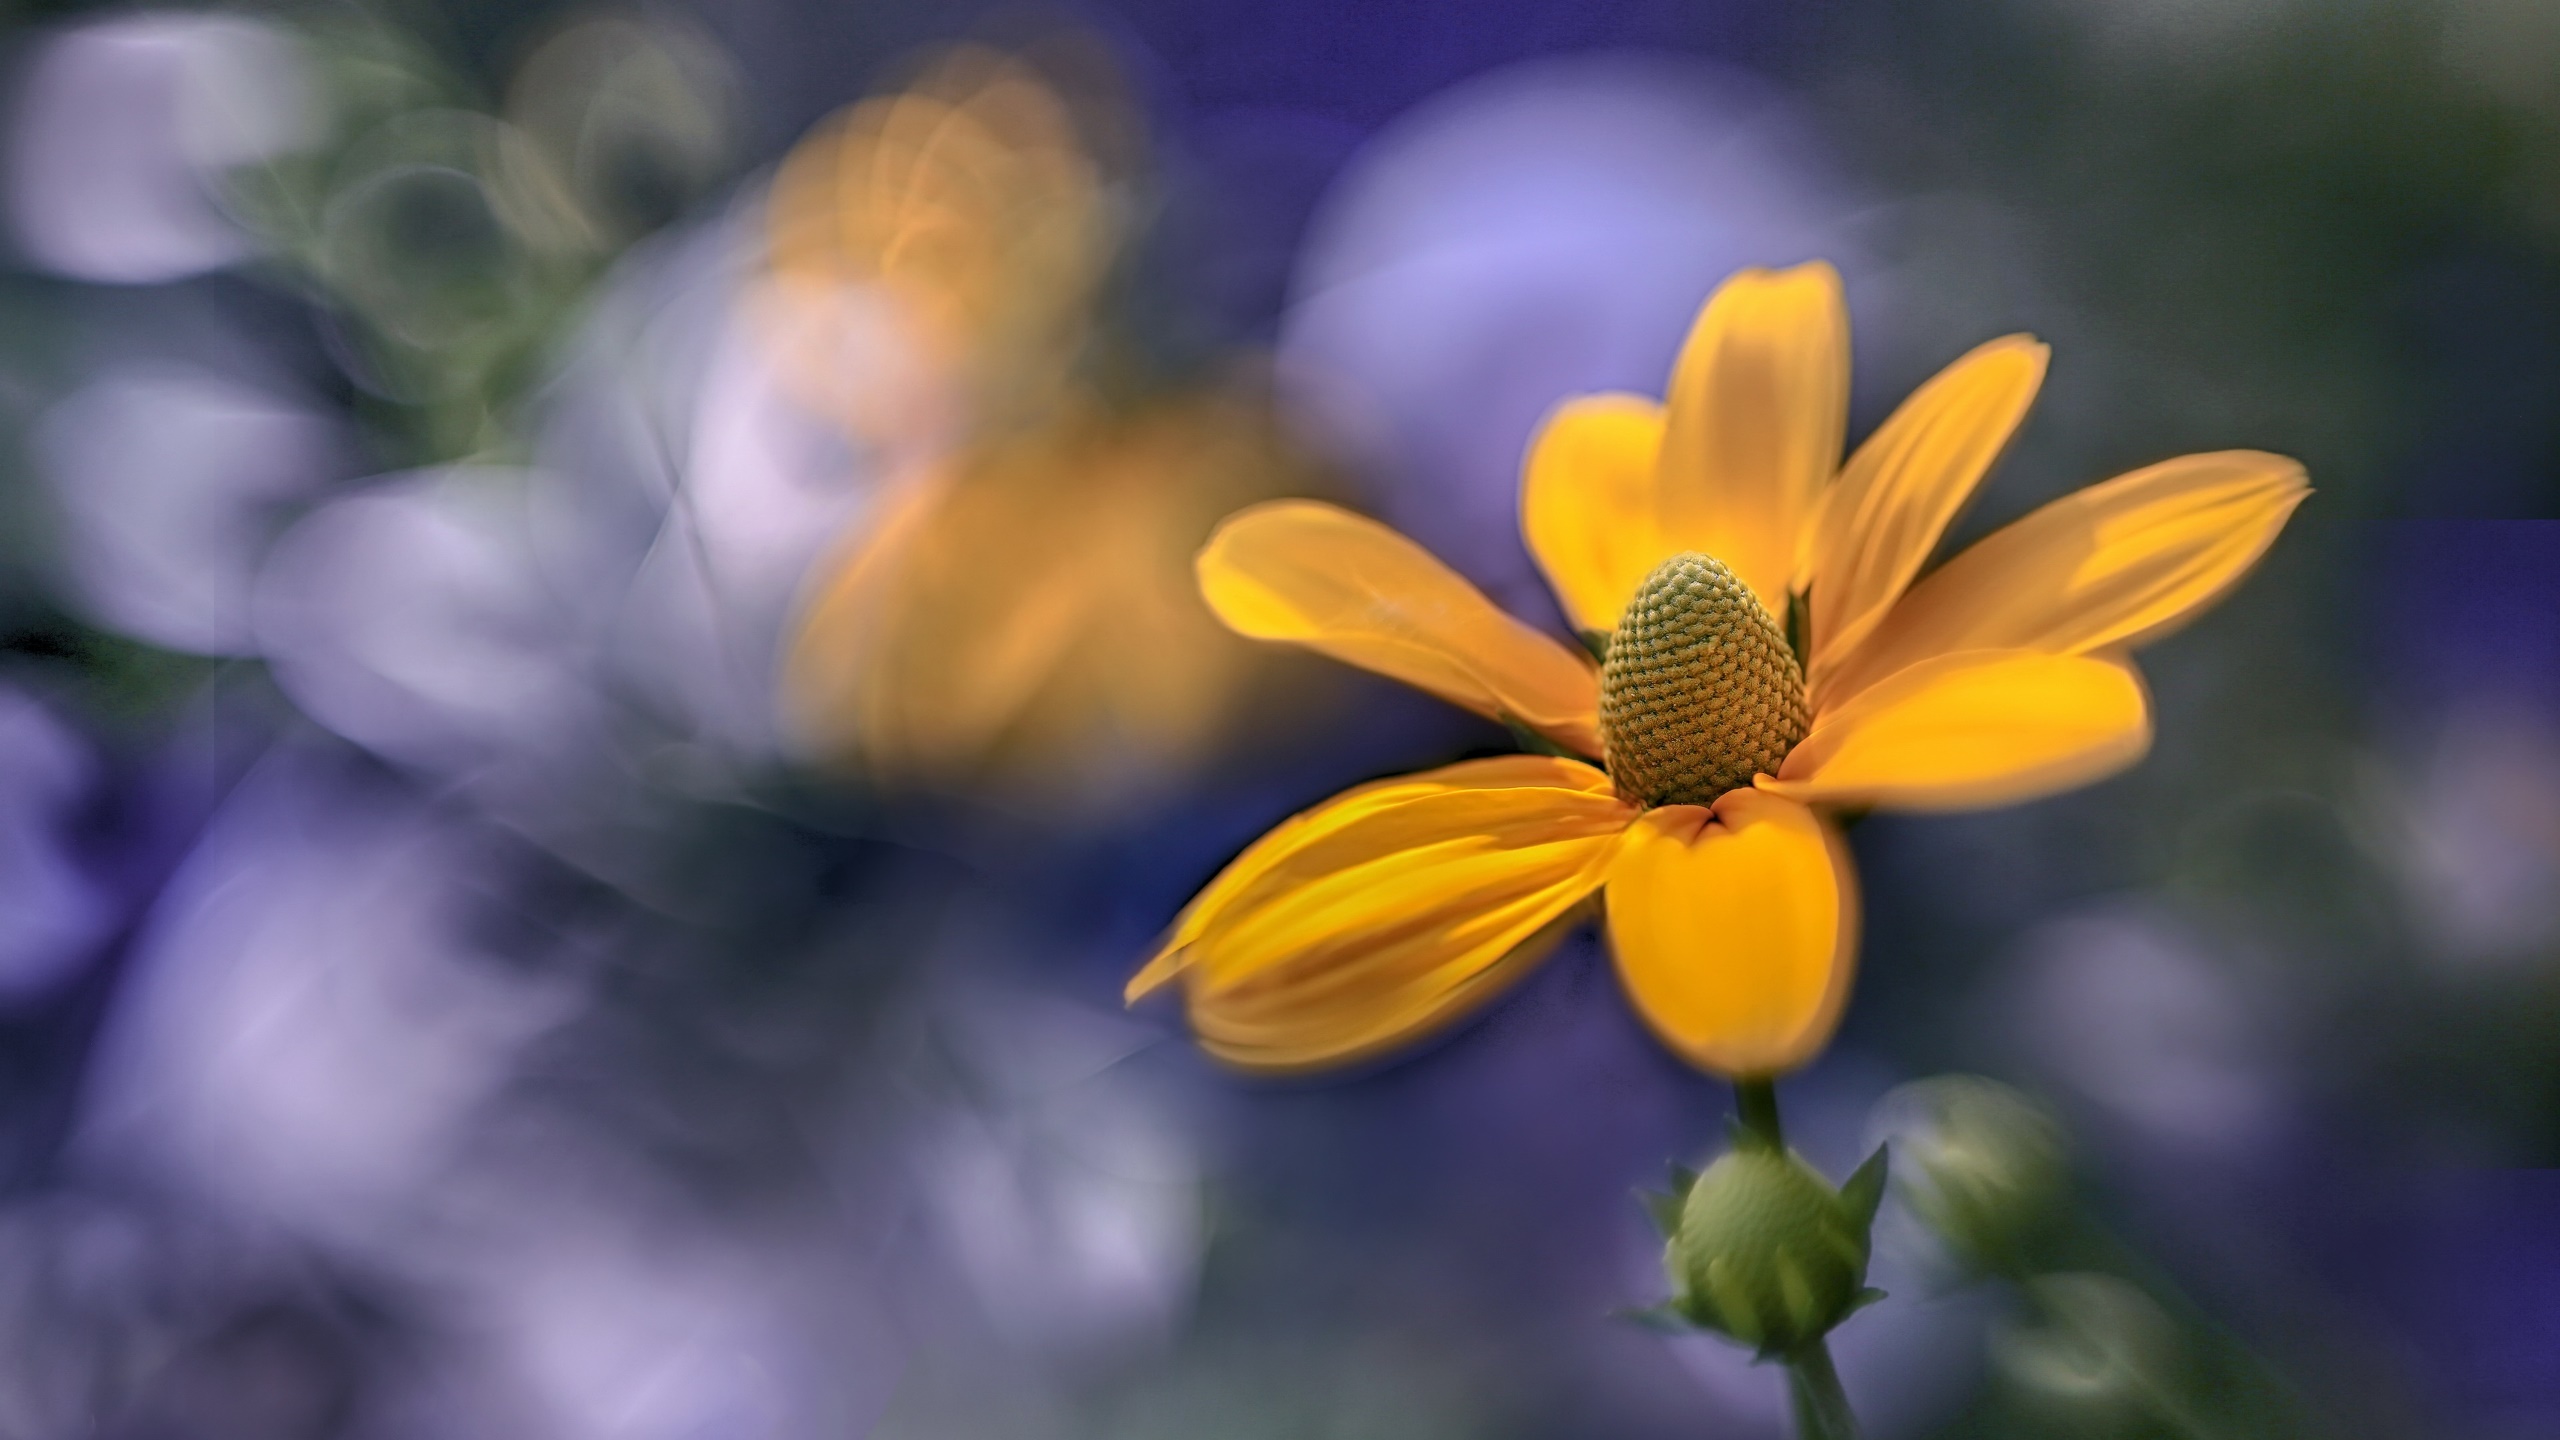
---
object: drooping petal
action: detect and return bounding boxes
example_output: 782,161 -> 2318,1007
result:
1130,755 -> 1635,1071
1654,263 -> 1849,615
1197,500 -> 1603,755
1520,393 -> 1668,634
1817,451 -> 2308,708
1132,758 -> 1606,991
1766,650 -> 2150,811
1806,335 -> 2048,681
1604,788 -> 1858,1078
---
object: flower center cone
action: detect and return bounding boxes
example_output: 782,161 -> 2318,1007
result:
1599,553 -> 1809,807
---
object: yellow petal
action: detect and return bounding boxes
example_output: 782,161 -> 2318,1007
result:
1605,789 -> 1858,1078
1520,394 -> 1668,634
1819,451 -> 2309,708
1130,756 -> 1635,1072
1806,335 -> 2048,680
1768,650 -> 2150,811
1197,500 -> 1603,756
1655,263 -> 1849,615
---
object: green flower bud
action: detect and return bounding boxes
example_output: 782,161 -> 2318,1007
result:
1877,1075 -> 2067,1276
1658,1144 -> 1887,1358
1990,1272 -> 2185,1436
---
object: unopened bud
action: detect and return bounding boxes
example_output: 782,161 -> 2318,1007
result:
1657,1144 -> 1887,1358
1876,1075 -> 2067,1276
1990,1272 -> 2185,1435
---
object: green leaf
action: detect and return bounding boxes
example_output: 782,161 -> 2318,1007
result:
1639,1163 -> 1701,1240
1782,590 -> 1811,671
1841,1144 -> 1891,1232
1640,1187 -> 1684,1240
1502,716 -> 1577,759
1613,1302 -> 1702,1334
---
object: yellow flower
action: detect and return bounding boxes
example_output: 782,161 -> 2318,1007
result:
766,48 -> 1341,805
1127,262 -> 2307,1077
783,390 -> 1333,800
761,45 -> 1114,448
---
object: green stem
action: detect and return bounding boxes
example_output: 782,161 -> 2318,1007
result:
1735,1078 -> 1784,1150
1786,1339 -> 1859,1440
1735,1078 -> 1859,1440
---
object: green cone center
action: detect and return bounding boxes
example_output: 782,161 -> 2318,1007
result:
1598,552 -> 1809,807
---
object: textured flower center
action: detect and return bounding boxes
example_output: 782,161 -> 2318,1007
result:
1599,553 -> 1810,807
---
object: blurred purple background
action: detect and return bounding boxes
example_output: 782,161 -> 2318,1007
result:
0,2 -> 2552,1437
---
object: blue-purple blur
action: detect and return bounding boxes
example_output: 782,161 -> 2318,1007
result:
0,2 -> 2551,1437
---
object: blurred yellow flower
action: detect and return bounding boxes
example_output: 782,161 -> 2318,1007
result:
784,390 -> 1327,798
1129,262 -> 2308,1076
768,46 -> 1336,803
762,44 -> 1114,449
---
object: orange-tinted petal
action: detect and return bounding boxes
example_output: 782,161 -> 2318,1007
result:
1655,263 -> 1849,614
1604,789 -> 1858,1078
1818,451 -> 2308,708
1806,336 -> 2047,681
1520,393 -> 1668,633
1130,756 -> 1635,1072
1767,650 -> 2151,811
1197,500 -> 1603,755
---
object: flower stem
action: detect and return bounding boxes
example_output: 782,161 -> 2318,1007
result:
1786,1338 -> 1859,1440
1732,1078 -> 1860,1440
1734,1077 -> 1783,1150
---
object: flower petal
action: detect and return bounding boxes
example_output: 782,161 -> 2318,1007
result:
1605,789 -> 1858,1078
1769,650 -> 2150,811
1521,393 -> 1668,634
1818,451 -> 2308,708
1655,263 -> 1849,615
1197,500 -> 1603,755
1806,335 -> 2048,680
1130,756 -> 1634,1071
